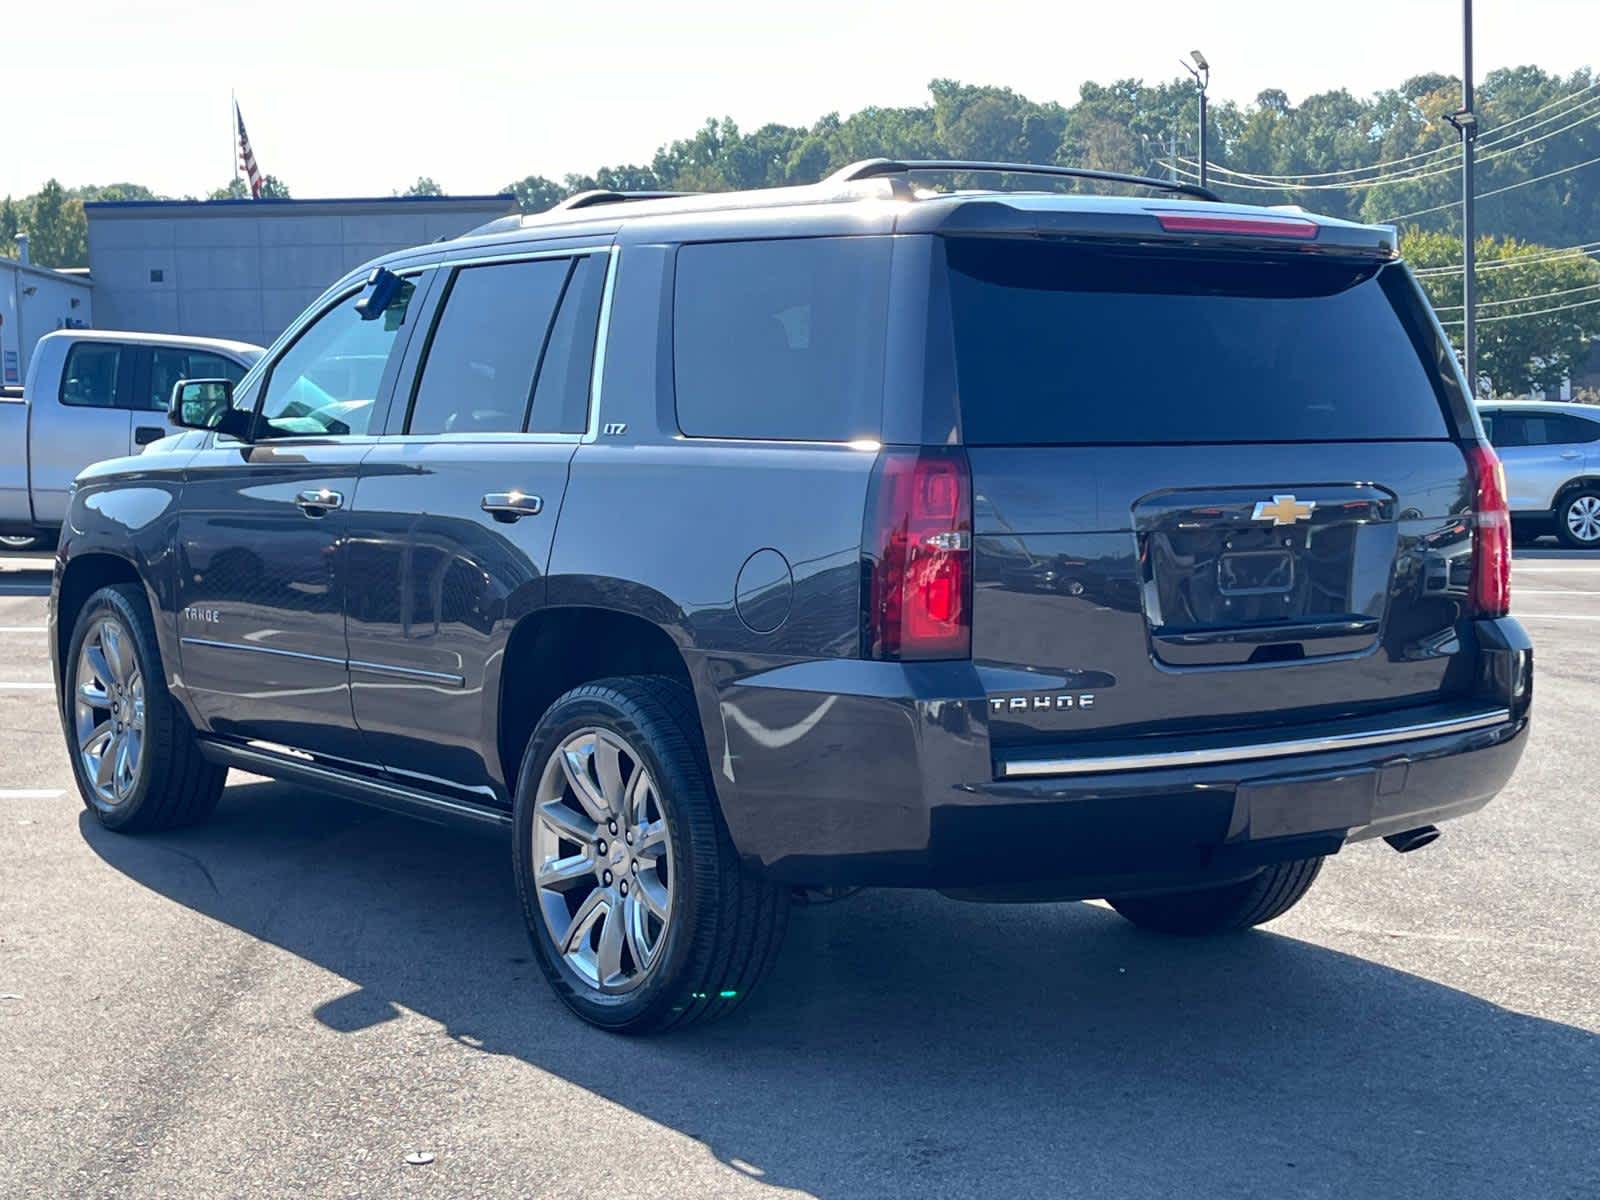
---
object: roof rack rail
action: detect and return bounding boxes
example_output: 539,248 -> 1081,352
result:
556,189 -> 696,212
828,159 -> 1221,203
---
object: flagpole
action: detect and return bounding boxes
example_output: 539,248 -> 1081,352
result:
231,90 -> 240,190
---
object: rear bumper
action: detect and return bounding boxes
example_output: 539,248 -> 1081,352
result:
710,618 -> 1532,891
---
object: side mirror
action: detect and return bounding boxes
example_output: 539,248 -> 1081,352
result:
355,266 -> 404,321
169,378 -> 251,439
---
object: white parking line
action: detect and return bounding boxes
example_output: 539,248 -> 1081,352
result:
0,789 -> 64,800
0,626 -> 46,633
1515,589 -> 1600,597
1515,612 -> 1600,621
0,682 -> 52,689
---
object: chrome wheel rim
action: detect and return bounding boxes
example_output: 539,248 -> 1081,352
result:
74,617 -> 145,806
1566,495 -> 1600,543
0,535 -> 34,549
532,728 -> 674,994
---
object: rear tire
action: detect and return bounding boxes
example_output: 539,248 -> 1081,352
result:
1107,857 -> 1324,936
1555,487 -> 1600,550
512,676 -> 788,1033
63,584 -> 226,832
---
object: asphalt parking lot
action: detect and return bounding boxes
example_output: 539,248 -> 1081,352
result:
1,549 -> 1596,1200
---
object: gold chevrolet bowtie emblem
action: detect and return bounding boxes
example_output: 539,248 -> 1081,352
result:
1251,494 -> 1316,526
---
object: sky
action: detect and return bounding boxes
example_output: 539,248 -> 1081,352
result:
5,0 -> 1597,200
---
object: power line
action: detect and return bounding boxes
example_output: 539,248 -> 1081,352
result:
1195,79 -> 1600,184
1438,293 -> 1600,325
1178,102 -> 1600,193
1414,241 -> 1600,276
1433,280 -> 1600,312
1386,149 -> 1600,221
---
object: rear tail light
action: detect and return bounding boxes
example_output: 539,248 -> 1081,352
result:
862,448 -> 972,660
1155,212 -> 1319,240
1466,443 -> 1511,618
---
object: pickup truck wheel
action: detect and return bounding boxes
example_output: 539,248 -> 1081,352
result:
512,676 -> 789,1034
64,584 -> 225,833
1107,857 -> 1324,936
1555,488 -> 1600,549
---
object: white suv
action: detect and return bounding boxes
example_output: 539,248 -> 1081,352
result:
1478,401 -> 1600,548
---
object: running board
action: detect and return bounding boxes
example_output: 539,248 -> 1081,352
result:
196,739 -> 512,831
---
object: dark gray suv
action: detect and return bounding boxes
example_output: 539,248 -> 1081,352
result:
51,160 -> 1532,1033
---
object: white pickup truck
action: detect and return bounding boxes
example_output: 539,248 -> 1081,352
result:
0,329 -> 262,548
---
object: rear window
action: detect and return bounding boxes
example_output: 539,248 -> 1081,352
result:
673,237 -> 891,441
61,343 -> 122,408
945,239 -> 1452,445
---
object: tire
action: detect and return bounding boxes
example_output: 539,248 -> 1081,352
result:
1107,857 -> 1324,936
1554,487 -> 1600,550
63,584 -> 226,833
512,676 -> 788,1034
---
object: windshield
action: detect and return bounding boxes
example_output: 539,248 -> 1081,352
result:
945,238 -> 1452,445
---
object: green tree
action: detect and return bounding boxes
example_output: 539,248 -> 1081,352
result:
24,180 -> 88,268
207,175 -> 291,200
503,175 -> 565,213
1406,229 -> 1600,394
0,196 -> 19,258
401,176 -> 444,197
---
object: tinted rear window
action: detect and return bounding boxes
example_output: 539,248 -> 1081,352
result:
946,239 -> 1451,445
674,237 -> 891,441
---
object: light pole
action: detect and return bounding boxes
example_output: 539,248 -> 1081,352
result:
1182,50 -> 1211,189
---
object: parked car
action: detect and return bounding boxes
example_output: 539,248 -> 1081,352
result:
1476,400 -> 1600,548
50,161 -> 1531,1033
0,330 -> 261,546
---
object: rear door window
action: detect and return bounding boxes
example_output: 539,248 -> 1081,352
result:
528,253 -> 608,435
673,237 -> 891,441
944,239 -> 1453,445
143,348 -> 248,412
405,258 -> 571,436
60,343 -> 123,408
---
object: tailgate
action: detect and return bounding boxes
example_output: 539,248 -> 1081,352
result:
970,442 -> 1477,750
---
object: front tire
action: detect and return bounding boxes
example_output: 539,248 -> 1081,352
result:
63,584 -> 225,832
1555,488 -> 1600,550
512,676 -> 788,1033
1107,857 -> 1324,936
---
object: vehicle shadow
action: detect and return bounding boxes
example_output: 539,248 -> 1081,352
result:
84,781 -> 1598,1200
0,561 -> 52,596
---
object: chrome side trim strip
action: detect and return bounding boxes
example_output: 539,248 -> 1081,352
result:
180,637 -> 345,668
998,708 -> 1514,779
182,637 -> 466,687
348,658 -> 465,687
584,245 -> 621,442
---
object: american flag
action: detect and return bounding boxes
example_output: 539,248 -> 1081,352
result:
235,101 -> 264,199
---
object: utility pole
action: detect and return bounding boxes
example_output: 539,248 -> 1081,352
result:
1452,1 -> 1481,395
1182,51 -> 1211,189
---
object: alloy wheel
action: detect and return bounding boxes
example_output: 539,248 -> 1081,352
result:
74,617 -> 146,806
531,728 -> 674,993
1565,494 -> 1600,544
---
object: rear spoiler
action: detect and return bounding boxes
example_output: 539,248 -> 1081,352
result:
899,199 -> 1399,260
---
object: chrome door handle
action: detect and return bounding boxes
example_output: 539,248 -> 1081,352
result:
1560,450 -> 1582,459
295,488 -> 344,515
481,491 -> 544,522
